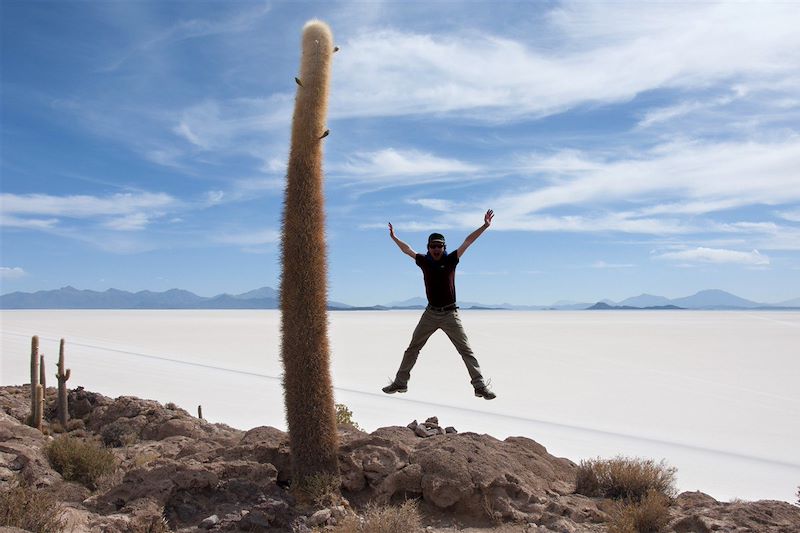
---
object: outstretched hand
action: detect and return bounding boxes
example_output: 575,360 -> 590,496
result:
388,222 -> 396,239
484,209 -> 494,227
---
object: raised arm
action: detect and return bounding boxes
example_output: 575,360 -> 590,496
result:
457,209 -> 494,258
389,222 -> 417,259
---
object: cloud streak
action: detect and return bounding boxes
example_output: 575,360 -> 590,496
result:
1,267 -> 28,280
495,138 -> 800,217
333,148 -> 480,188
655,247 -> 770,266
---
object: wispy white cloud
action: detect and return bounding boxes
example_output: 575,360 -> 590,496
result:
398,211 -> 697,235
212,229 -> 280,246
0,214 -> 59,230
408,198 -> 459,212
1,266 -> 28,280
497,138 -> 800,217
331,2 -> 800,121
1,192 -> 177,218
102,2 -> 273,72
777,209 -> 800,222
172,96 -> 292,151
655,247 -> 769,266
102,213 -> 151,231
592,261 -> 636,269
335,148 -> 480,186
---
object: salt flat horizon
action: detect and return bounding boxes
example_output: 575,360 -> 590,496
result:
2,309 -> 798,504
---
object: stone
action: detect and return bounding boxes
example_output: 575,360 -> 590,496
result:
199,514 -> 220,529
414,425 -> 433,438
308,508 -> 332,527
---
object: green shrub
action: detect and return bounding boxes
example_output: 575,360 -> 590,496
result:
46,435 -> 117,489
335,403 -> 362,431
575,456 -> 677,502
607,489 -> 671,533
0,477 -> 66,532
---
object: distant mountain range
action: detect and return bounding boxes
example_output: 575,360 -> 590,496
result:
1,286 -> 798,310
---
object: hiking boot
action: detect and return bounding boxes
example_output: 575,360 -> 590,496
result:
382,381 -> 408,394
474,385 -> 496,400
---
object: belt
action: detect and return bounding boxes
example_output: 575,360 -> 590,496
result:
427,303 -> 458,312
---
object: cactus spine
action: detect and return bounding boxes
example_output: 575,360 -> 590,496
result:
56,338 -> 71,427
29,336 -> 40,428
279,19 -> 339,489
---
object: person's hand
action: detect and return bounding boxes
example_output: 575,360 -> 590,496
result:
388,222 -> 396,239
484,209 -> 494,227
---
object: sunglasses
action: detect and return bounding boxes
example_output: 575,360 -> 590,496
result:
429,244 -> 444,249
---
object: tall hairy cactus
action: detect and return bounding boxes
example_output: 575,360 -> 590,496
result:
279,19 -> 339,490
56,338 -> 71,427
29,335 -> 40,428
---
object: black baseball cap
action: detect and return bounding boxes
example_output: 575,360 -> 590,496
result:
427,233 -> 445,246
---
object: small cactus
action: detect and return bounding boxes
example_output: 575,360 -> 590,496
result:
29,335 -> 40,429
197,405 -> 203,420
40,354 -> 46,394
56,338 -> 71,427
34,384 -> 43,431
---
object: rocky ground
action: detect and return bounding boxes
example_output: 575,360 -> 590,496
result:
1,385 -> 798,532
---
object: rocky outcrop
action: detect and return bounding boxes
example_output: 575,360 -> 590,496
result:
337,424 -> 598,527
2,385 -> 799,533
669,491 -> 800,533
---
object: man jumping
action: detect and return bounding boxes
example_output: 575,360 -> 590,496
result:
383,209 -> 496,400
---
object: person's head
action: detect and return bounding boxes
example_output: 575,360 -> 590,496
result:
427,232 -> 446,260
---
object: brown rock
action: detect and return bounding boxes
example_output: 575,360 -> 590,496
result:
0,412 -> 60,488
670,491 -> 800,533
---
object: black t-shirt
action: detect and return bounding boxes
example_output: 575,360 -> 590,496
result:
415,251 -> 459,307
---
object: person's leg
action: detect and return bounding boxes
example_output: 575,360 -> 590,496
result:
441,310 -> 486,388
393,309 -> 439,386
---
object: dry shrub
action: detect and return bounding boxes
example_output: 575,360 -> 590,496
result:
295,472 -> 342,506
131,513 -> 172,533
328,500 -> 423,533
66,419 -> 85,431
0,477 -> 66,532
576,456 -> 677,502
134,450 -> 161,468
607,490 -> 671,533
46,435 -> 117,490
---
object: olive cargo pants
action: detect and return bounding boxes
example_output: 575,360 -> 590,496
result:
393,307 -> 486,388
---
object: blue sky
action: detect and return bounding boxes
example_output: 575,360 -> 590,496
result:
2,1 -> 799,306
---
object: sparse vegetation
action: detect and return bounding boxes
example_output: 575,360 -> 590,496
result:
46,435 -> 117,489
0,477 -> 66,532
335,403 -> 362,430
101,419 -> 139,447
576,456 -> 677,502
133,450 -> 161,468
295,472 -> 342,506
327,500 -> 423,533
607,489 -> 672,533
131,512 -> 172,533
